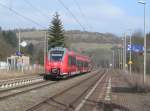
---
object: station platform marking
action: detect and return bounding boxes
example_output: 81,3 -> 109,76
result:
104,78 -> 111,101
74,71 -> 107,111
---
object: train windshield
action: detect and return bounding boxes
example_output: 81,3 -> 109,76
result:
50,51 -> 64,61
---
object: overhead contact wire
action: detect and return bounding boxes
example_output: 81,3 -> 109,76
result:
57,0 -> 86,31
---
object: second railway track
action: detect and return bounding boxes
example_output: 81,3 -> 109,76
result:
0,69 -> 106,111
26,69 -> 107,111
0,70 -> 100,100
0,79 -> 58,100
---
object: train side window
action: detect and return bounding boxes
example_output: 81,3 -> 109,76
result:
81,61 -> 83,67
80,61 -> 83,67
68,56 -> 76,66
77,60 -> 80,67
87,62 -> 89,67
83,62 -> 85,67
68,56 -> 72,65
82,62 -> 84,67
84,62 -> 88,67
72,57 -> 76,66
79,61 -> 81,67
71,56 -> 73,65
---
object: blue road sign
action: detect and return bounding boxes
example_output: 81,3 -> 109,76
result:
127,44 -> 144,53
16,51 -> 22,56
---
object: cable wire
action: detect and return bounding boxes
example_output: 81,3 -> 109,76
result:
0,2 -> 47,29
57,0 -> 86,31
73,0 -> 92,31
23,0 -> 49,19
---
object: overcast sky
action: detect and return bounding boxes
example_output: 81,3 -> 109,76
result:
0,0 -> 149,35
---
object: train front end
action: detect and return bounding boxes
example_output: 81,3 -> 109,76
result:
44,47 -> 67,79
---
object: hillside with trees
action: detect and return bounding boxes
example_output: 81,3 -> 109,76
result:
0,27 -> 18,60
17,30 -> 121,45
2,24 -> 150,74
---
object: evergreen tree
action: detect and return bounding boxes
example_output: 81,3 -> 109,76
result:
48,12 -> 66,48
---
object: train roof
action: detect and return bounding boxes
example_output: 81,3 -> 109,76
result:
49,47 -> 90,61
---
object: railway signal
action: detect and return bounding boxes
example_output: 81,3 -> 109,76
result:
128,61 -> 133,65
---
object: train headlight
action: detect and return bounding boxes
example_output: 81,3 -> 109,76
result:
51,68 -> 59,74
60,62 -> 63,65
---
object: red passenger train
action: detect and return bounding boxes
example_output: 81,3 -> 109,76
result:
44,47 -> 91,79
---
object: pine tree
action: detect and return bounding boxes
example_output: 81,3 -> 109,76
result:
48,12 -> 66,49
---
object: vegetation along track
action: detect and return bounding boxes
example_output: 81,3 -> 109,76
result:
25,69 -> 107,111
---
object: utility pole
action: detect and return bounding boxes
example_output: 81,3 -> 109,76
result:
121,47 -> 123,70
143,1 -> 146,85
118,48 -> 120,69
123,33 -> 127,72
112,50 -> 115,69
138,1 -> 146,85
18,31 -> 21,53
44,31 -> 47,73
119,48 -> 121,69
129,32 -> 132,75
122,37 -> 125,71
120,47 -> 122,69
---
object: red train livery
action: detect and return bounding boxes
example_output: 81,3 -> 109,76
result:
44,47 -> 91,79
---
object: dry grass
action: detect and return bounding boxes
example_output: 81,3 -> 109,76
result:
116,70 -> 150,92
0,69 -> 44,80
71,43 -> 114,51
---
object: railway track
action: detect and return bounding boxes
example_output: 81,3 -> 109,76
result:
0,75 -> 44,91
0,70 -> 100,101
25,69 -> 107,111
0,74 -> 59,100
0,74 -> 43,83
0,80 -> 58,100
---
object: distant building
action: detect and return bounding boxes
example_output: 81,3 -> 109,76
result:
0,61 -> 8,69
7,55 -> 30,70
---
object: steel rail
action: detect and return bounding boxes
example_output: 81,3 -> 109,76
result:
26,69 -> 106,111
